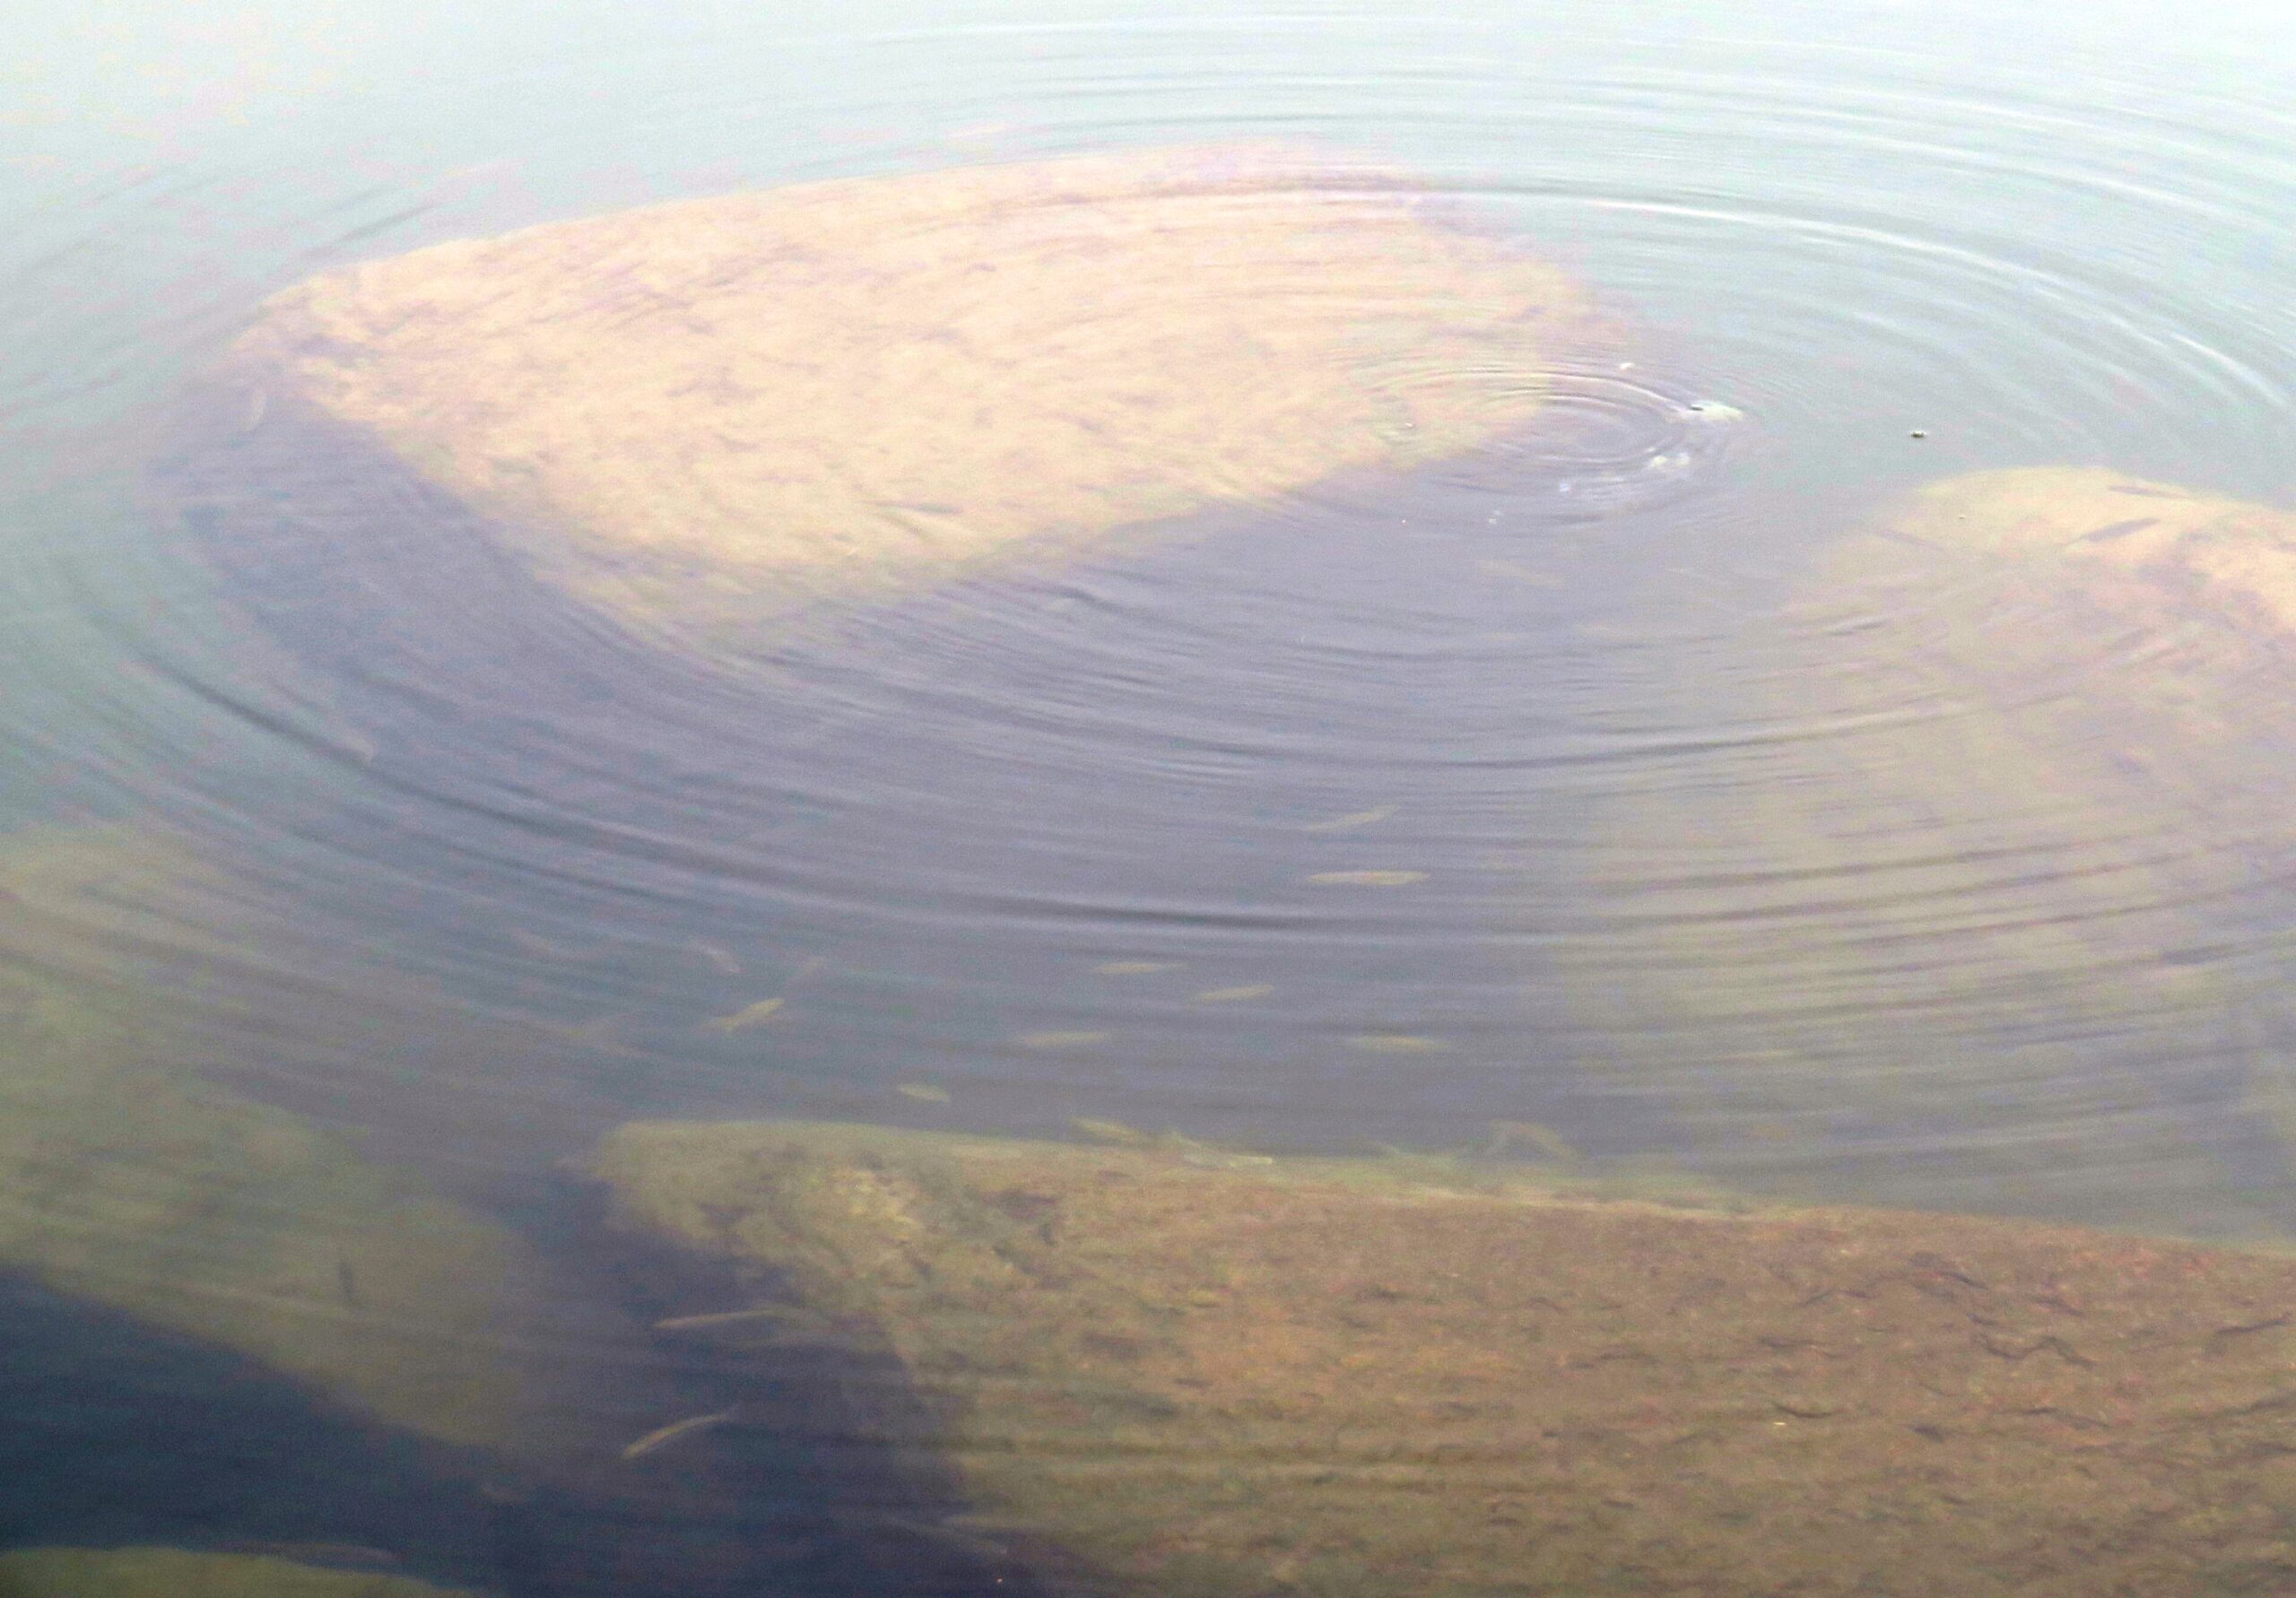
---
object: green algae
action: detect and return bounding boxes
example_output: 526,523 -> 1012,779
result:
0,826 -> 592,1460
0,1547 -> 476,1597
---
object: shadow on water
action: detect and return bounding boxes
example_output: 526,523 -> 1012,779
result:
0,1220 -> 1063,1598
0,1271 -> 500,1585
542,1174 -> 1083,1598
152,341 -> 1738,1154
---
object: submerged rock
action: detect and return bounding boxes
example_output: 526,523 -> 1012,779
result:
1874,466 -> 2296,626
589,1115 -> 2296,1598
0,1547 -> 474,1597
1561,466 -> 2296,1232
0,826 -> 596,1461
193,144 -> 1596,641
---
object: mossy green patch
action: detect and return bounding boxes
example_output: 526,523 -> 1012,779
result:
0,826 -> 588,1460
0,1547 -> 474,1597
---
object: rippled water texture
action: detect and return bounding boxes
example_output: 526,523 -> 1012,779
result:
9,0 -> 2296,1591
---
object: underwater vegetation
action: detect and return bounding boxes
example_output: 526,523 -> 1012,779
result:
0,825 -> 987,1594
0,825 -> 603,1463
589,1115 -> 2296,1597
0,1546 -> 474,1597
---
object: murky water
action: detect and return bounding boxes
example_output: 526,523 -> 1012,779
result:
10,0 -> 2296,1592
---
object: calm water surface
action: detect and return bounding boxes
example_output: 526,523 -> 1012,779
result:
8,0 -> 2296,1590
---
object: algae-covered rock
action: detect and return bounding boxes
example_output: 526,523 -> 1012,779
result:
0,1546 -> 475,1597
0,827 -> 589,1460
590,1116 -> 2296,1597
1559,466 -> 2296,1233
204,144 -> 1594,634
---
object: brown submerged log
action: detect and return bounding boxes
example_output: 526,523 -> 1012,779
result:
590,1116 -> 2296,1596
